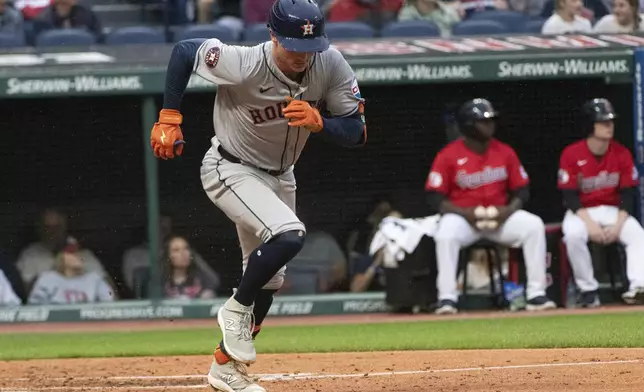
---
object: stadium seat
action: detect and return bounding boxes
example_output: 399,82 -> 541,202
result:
175,24 -> 238,43
324,22 -> 374,40
380,20 -> 441,38
523,19 -> 546,33
0,33 -> 25,48
105,26 -> 166,45
35,29 -> 96,47
451,20 -> 509,36
243,23 -> 271,44
468,10 -> 528,32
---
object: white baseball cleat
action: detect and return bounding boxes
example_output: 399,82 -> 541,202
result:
622,288 -> 644,305
207,360 -> 266,392
217,296 -> 257,364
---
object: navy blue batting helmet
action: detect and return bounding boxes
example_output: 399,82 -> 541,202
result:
457,98 -> 498,127
581,98 -> 617,123
268,0 -> 330,53
581,98 -> 617,136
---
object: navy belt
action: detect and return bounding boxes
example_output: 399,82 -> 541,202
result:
217,145 -> 287,176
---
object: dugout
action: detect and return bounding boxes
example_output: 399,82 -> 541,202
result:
0,36 -> 641,298
0,80 -> 632,296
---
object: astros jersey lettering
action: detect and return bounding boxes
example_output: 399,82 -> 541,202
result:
194,39 -> 363,171
558,140 -> 638,207
426,139 -> 529,207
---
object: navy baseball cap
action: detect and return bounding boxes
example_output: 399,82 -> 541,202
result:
268,0 -> 330,53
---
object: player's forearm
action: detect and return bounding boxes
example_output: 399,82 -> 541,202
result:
162,38 -> 207,110
321,112 -> 365,147
350,268 -> 376,292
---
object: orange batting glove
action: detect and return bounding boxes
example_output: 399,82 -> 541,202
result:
150,109 -> 186,160
283,97 -> 323,132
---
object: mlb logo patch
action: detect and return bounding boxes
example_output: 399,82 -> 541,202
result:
351,78 -> 361,99
205,47 -> 221,68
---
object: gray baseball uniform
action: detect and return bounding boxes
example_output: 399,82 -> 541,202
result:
195,39 -> 363,289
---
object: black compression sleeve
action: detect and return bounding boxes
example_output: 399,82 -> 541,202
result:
562,189 -> 582,213
620,187 -> 636,215
162,39 -> 206,110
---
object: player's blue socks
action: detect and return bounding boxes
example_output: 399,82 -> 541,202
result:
234,230 -> 305,306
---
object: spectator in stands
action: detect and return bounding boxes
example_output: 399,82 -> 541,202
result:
541,0 -> 592,34
280,231 -> 348,295
241,0 -> 275,25
13,0 -> 50,20
121,212 -> 220,296
458,0 -> 509,19
345,197 -> 390,260
349,210 -> 404,292
540,0 -> 607,25
33,0 -> 102,39
197,0 -> 243,38
0,0 -> 24,36
0,250 -> 26,304
162,235 -> 218,299
328,0 -> 404,29
0,269 -> 21,306
593,0 -> 643,32
240,0 -> 334,26
397,0 -> 461,37
349,247 -> 385,292
16,207 -> 105,290
507,0 -> 548,17
27,239 -> 115,304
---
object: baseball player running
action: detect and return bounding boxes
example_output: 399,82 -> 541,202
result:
149,0 -> 367,390
558,98 -> 644,308
426,99 -> 556,315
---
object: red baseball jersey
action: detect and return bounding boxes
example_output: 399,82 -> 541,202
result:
558,139 -> 638,207
425,138 -> 530,208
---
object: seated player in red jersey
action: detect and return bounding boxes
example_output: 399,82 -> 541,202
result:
558,98 -> 644,307
425,99 -> 557,315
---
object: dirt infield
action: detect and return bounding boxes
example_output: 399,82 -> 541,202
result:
1,349 -> 643,391
1,306 -> 644,391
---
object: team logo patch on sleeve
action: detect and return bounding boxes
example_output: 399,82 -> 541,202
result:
428,172 -> 443,188
558,169 -> 569,184
351,78 -> 361,99
205,47 -> 221,68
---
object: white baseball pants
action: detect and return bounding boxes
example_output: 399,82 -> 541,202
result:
562,206 -> 644,292
434,210 -> 549,302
